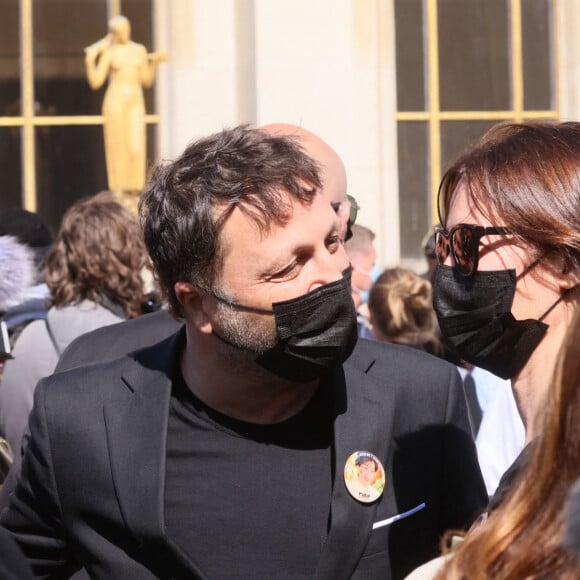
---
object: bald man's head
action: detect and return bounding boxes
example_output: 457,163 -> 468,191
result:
260,123 -> 350,238
260,124 -> 347,205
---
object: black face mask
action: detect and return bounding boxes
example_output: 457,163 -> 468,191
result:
432,264 -> 557,380
212,269 -> 359,382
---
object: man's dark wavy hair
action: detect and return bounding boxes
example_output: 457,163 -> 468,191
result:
139,125 -> 321,318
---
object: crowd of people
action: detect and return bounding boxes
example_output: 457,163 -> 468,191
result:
0,193 -> 154,462
0,120 -> 578,579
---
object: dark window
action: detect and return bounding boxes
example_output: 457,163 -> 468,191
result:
0,0 -> 155,231
397,121 -> 430,259
438,0 -> 510,111
394,0 -> 556,263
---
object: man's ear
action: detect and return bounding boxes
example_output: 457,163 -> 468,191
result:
174,282 -> 214,334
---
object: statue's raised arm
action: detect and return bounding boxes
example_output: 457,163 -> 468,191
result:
84,16 -> 167,196
84,33 -> 113,89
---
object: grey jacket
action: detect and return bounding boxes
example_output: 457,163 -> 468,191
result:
0,300 -> 123,458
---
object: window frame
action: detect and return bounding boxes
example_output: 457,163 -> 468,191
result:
0,0 -> 160,213
395,0 -> 559,231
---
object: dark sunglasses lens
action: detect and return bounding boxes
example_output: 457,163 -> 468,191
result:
434,231 -> 449,264
451,227 -> 475,276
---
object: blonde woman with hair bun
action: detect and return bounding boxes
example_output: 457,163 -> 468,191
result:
368,267 -> 444,357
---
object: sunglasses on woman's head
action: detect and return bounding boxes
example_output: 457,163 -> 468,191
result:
434,224 -> 511,277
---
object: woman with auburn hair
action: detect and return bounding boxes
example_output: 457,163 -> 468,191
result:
368,267 -> 444,357
431,121 -> 580,483
0,192 -> 152,460
429,305 -> 580,579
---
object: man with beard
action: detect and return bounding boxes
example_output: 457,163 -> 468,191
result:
25,124 -> 354,375
0,123 -> 356,512
1,126 -> 486,579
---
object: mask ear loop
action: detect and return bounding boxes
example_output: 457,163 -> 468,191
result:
538,287 -> 574,323
207,290 -> 274,314
516,255 -> 576,322
515,256 -> 543,281
351,263 -> 373,277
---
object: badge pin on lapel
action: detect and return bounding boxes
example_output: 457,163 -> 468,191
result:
344,451 -> 385,504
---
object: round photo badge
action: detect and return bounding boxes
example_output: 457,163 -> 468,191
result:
344,450 -> 386,504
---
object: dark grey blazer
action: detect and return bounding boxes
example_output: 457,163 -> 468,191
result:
1,329 -> 486,579
56,309 -> 182,372
0,310 -> 182,512
0,525 -> 33,579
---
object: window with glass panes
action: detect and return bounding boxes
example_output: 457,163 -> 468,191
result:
0,0 -> 157,231
394,0 -> 558,262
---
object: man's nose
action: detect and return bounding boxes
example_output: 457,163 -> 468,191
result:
309,251 -> 349,292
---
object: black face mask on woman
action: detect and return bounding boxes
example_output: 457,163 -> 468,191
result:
211,268 -> 359,383
432,264 -> 561,380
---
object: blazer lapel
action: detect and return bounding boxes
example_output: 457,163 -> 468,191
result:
104,362 -> 171,545
104,330 -> 206,577
314,344 -> 397,580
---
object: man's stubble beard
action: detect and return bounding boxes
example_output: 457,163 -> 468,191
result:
212,300 -> 280,378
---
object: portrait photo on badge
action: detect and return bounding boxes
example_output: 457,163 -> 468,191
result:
344,451 -> 385,504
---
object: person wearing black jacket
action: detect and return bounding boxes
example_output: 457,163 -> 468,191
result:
1,126 -> 485,579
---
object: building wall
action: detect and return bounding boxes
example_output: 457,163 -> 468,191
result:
157,0 -> 576,270
156,0 -> 400,269
558,0 -> 580,121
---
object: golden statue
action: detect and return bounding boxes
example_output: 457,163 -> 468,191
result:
85,16 -> 167,196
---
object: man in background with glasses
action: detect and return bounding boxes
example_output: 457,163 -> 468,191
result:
345,223 -> 377,339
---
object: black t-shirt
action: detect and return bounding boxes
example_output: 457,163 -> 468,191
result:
164,370 -> 334,579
